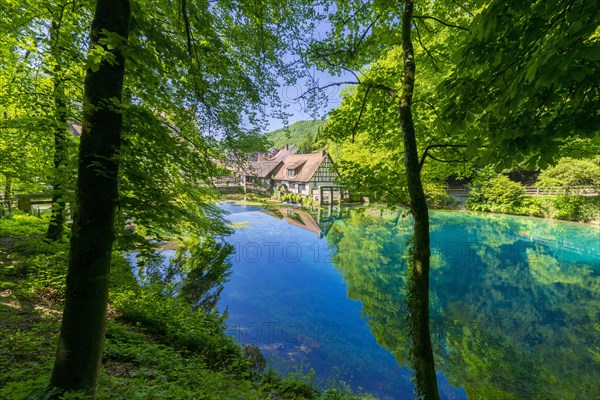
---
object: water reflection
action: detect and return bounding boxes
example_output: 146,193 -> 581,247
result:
131,237 -> 233,311
219,206 -> 418,398
325,209 -> 600,399
135,204 -> 600,398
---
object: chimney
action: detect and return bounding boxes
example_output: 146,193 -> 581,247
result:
285,144 -> 288,150
321,150 -> 326,157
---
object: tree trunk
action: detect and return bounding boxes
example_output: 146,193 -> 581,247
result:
397,1 -> 440,399
3,175 -> 12,213
46,16 -> 69,242
49,0 -> 130,396
3,175 -> 11,200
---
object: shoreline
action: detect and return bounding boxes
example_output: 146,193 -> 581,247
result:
219,198 -> 600,227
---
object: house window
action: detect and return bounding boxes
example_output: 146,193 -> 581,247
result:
287,168 -> 295,177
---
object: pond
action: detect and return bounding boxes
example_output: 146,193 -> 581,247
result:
217,204 -> 600,399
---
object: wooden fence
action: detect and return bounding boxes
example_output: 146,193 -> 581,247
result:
0,193 -> 54,216
522,186 -> 599,196
447,185 -> 599,197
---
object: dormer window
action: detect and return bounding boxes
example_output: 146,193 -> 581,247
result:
285,160 -> 305,178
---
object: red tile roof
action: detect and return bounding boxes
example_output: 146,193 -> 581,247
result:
244,160 -> 281,178
269,145 -> 299,162
271,152 -> 328,183
240,147 -> 333,183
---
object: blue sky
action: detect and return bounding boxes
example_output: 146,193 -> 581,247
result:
264,6 -> 355,132
265,68 -> 347,131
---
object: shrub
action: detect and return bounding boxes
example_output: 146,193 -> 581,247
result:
0,213 -> 48,237
536,157 -> 600,188
302,196 -> 313,207
424,182 -> 459,209
533,195 -> 599,222
495,193 -> 600,222
518,197 -> 547,218
467,175 -> 525,214
552,195 -> 586,220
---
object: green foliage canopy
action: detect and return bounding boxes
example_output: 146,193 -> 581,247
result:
536,157 -> 600,187
1,0 -> 319,245
309,1 -> 478,204
442,0 -> 600,167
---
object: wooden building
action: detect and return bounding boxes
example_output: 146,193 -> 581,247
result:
240,147 -> 345,203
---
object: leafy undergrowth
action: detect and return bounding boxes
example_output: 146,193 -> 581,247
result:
0,213 -> 370,400
466,173 -> 600,223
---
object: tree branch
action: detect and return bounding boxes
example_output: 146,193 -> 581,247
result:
339,0 -> 373,25
450,0 -> 474,18
351,86 -> 372,143
412,15 -> 470,31
180,0 -> 194,56
414,20 -> 439,71
418,144 -> 467,170
310,47 -> 363,82
349,12 -> 383,57
425,153 -> 467,164
294,81 -> 360,101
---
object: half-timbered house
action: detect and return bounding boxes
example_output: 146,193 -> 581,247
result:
239,148 -> 345,202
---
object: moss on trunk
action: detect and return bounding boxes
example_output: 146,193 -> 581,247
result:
49,0 -> 130,396
398,1 -> 440,399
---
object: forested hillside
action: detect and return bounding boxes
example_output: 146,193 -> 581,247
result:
264,120 -> 324,151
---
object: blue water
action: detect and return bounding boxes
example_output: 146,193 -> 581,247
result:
217,206 -> 600,399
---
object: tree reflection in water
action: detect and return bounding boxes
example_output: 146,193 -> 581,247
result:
131,237 -> 233,312
325,209 -> 600,399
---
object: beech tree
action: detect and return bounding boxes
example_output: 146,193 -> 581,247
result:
49,0 -> 131,395
43,0 -> 315,396
45,2 -> 89,241
0,0 -> 87,233
304,1 -> 477,398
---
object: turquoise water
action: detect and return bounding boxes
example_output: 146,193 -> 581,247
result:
217,204 -> 600,399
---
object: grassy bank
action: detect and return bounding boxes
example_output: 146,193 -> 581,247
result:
220,191 -> 279,206
0,214 -> 368,399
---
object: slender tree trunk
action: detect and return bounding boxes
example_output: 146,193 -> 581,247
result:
3,175 -> 12,213
0,114 -> 9,213
46,17 -> 69,242
397,1 -> 440,399
49,0 -> 130,396
3,175 -> 11,201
